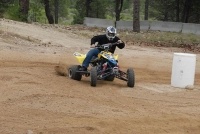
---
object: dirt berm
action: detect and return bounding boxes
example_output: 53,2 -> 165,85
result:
0,19 -> 200,134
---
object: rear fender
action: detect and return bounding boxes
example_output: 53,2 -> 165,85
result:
73,52 -> 86,64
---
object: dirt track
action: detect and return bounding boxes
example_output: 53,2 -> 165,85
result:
0,19 -> 200,134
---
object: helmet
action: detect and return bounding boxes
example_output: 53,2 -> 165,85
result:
106,26 -> 116,41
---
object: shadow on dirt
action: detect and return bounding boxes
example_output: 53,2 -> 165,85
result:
54,63 -> 131,88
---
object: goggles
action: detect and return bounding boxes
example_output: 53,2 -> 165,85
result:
108,33 -> 115,37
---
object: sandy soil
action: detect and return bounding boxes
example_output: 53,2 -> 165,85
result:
0,19 -> 200,134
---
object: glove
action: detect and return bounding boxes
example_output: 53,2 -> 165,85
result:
90,44 -> 96,48
117,40 -> 123,44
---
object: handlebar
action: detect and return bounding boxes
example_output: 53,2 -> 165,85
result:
95,42 -> 119,50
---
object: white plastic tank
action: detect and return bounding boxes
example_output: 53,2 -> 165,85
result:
171,53 -> 196,88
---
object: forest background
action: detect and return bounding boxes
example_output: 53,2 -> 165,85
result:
1,0 -> 200,25
0,0 -> 200,51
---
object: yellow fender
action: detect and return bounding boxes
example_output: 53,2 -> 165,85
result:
73,52 -> 86,64
98,51 -> 119,60
114,54 -> 118,60
73,51 -> 119,64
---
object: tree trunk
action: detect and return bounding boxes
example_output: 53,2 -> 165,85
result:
115,0 -> 123,21
182,0 -> 192,23
176,0 -> 180,22
164,8 -> 168,21
86,0 -> 92,17
133,0 -> 140,32
144,0 -> 149,20
44,0 -> 54,24
54,0 -> 58,24
19,0 -> 29,22
96,0 -> 99,18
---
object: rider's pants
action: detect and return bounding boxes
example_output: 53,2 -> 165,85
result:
82,48 -> 100,68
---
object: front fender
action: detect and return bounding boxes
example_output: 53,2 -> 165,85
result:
100,51 -> 119,60
114,54 -> 118,60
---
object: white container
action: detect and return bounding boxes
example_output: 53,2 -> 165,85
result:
171,53 -> 196,88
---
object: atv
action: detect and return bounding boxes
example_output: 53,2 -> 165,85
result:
68,43 -> 135,87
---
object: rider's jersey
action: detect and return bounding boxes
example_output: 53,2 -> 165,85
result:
91,34 -> 125,53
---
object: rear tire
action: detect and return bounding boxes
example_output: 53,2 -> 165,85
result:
68,65 -> 82,81
90,67 -> 97,87
127,68 -> 135,87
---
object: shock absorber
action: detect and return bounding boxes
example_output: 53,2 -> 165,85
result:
102,62 -> 107,71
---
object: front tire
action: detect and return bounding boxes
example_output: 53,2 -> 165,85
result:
127,68 -> 135,87
68,65 -> 82,81
90,67 -> 97,87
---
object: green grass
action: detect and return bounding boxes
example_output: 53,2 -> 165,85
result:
119,30 -> 200,48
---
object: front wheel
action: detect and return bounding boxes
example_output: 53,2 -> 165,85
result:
90,67 -> 97,87
127,68 -> 135,87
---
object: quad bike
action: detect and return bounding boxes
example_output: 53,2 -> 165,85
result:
68,43 -> 135,87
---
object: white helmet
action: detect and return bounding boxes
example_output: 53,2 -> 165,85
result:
106,26 -> 116,41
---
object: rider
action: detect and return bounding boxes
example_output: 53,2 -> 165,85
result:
79,26 -> 125,71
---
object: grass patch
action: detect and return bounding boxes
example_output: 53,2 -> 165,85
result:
120,31 -> 200,45
118,30 -> 200,51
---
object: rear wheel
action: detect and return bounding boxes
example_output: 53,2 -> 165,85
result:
127,68 -> 135,87
90,67 -> 97,87
68,65 -> 82,81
